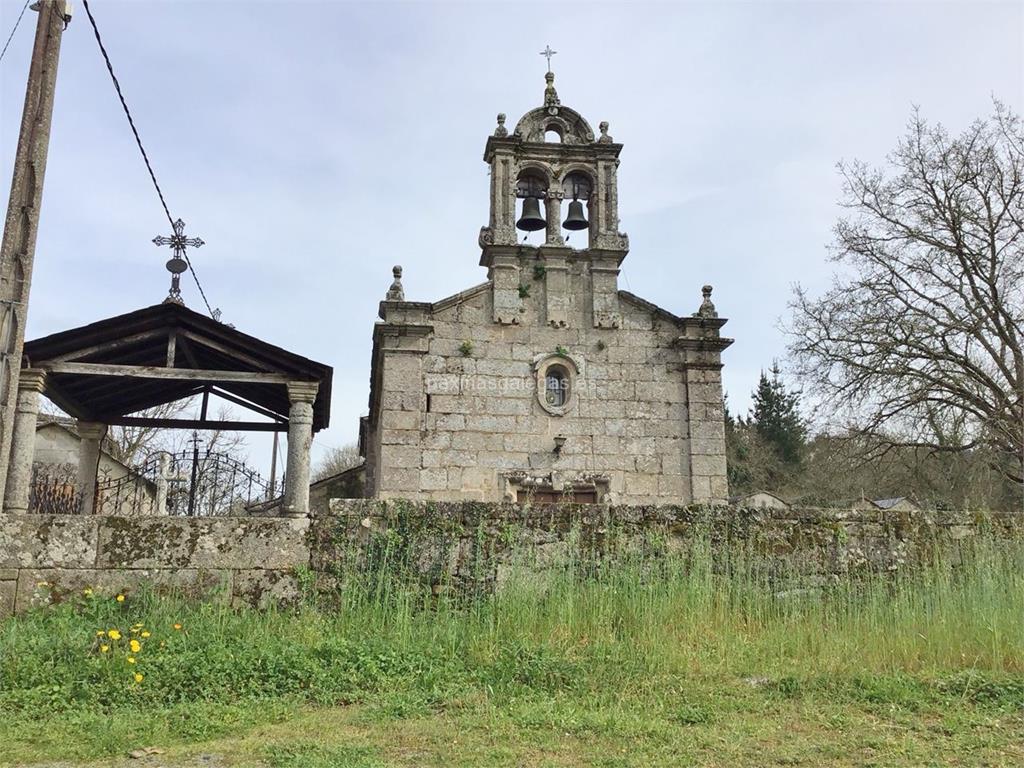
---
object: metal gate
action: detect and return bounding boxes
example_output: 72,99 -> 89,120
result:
95,447 -> 279,517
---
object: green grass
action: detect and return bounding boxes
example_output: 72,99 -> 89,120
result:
1,533 -> 1022,766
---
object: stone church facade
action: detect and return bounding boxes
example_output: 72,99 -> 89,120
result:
359,72 -> 732,504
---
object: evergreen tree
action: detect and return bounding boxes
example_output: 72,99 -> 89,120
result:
750,363 -> 807,467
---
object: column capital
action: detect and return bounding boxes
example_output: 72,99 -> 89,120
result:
16,369 -> 46,393
286,381 -> 319,404
75,420 -> 106,441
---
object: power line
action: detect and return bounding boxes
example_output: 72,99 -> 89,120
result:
0,0 -> 30,64
80,0 -> 216,317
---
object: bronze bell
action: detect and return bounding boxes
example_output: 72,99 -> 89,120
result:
516,197 -> 546,231
562,199 -> 588,230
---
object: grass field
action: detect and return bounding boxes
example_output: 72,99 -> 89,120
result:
2,535 -> 1022,767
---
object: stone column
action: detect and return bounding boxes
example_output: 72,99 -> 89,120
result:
545,190 -> 564,246
2,369 -> 45,514
283,381 -> 318,516
75,421 -> 106,515
154,452 -> 170,516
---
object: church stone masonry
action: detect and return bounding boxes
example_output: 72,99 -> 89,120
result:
361,72 -> 732,504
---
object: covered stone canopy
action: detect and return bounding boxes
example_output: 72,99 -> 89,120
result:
3,302 -> 332,516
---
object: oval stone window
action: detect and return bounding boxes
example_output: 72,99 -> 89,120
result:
545,365 -> 570,408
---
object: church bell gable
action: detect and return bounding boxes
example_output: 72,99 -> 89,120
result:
363,62 -> 732,508
479,70 -> 629,329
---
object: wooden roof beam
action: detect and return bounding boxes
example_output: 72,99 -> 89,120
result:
106,416 -> 287,432
39,361 -> 298,385
36,328 -> 169,364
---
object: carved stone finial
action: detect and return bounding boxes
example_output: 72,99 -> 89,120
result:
544,71 -> 560,107
695,284 -> 718,318
494,113 -> 508,137
385,265 -> 405,302
597,121 -> 613,143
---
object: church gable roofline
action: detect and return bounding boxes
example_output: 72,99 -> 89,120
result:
431,282 -> 491,314
618,291 -> 687,326
376,283 -> 490,324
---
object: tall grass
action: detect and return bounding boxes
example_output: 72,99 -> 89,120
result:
2,526 -> 1022,721
330,525 -> 1024,681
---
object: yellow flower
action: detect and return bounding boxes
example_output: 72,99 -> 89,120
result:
126,656 -> 136,664
83,588 -> 93,596
130,624 -> 142,632
36,581 -> 48,587
129,640 -> 141,653
172,623 -> 182,631
96,630 -> 105,637
133,672 -> 144,683
100,645 -> 110,653
141,631 -> 151,638
115,594 -> 125,603
107,629 -> 122,640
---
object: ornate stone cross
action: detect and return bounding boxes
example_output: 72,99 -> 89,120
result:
540,45 -> 557,72
153,218 -> 204,305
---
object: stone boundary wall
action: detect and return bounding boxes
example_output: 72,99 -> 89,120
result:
318,500 -> 1023,590
0,515 -> 310,618
2,502 -> 1021,617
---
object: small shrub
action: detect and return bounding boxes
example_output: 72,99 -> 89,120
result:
265,742 -> 383,768
669,701 -> 715,725
770,676 -> 803,698
458,340 -> 473,357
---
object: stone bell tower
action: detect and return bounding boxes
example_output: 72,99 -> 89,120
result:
479,69 -> 629,329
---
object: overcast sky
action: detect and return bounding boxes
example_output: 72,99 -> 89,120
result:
1,0 -> 1022,474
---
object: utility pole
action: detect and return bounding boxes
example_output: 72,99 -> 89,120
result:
0,1 -> 71,508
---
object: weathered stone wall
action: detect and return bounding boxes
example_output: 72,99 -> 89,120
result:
3,502 -> 1018,618
369,274 -> 729,505
0,515 -> 309,617
320,500 -> 1023,590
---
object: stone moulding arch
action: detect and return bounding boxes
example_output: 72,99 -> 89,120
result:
515,162 -> 553,188
559,167 -> 596,198
514,105 -> 595,145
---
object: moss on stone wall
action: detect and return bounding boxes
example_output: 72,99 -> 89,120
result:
1,502 -> 1020,617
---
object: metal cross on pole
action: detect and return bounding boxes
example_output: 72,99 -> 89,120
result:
153,218 -> 204,305
540,45 -> 557,72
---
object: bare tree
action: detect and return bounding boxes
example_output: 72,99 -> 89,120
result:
313,442 -> 362,481
788,103 -> 1024,484
106,398 -> 195,467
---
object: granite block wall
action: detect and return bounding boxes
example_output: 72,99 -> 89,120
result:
1,503 -> 1019,618
0,514 -> 309,617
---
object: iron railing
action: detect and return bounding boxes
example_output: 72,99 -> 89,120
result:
94,448 -> 279,517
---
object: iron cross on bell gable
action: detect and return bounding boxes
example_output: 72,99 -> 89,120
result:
153,218 -> 204,305
540,45 -> 557,71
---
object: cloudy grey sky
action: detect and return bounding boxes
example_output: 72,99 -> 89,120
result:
2,0 -> 1022,473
